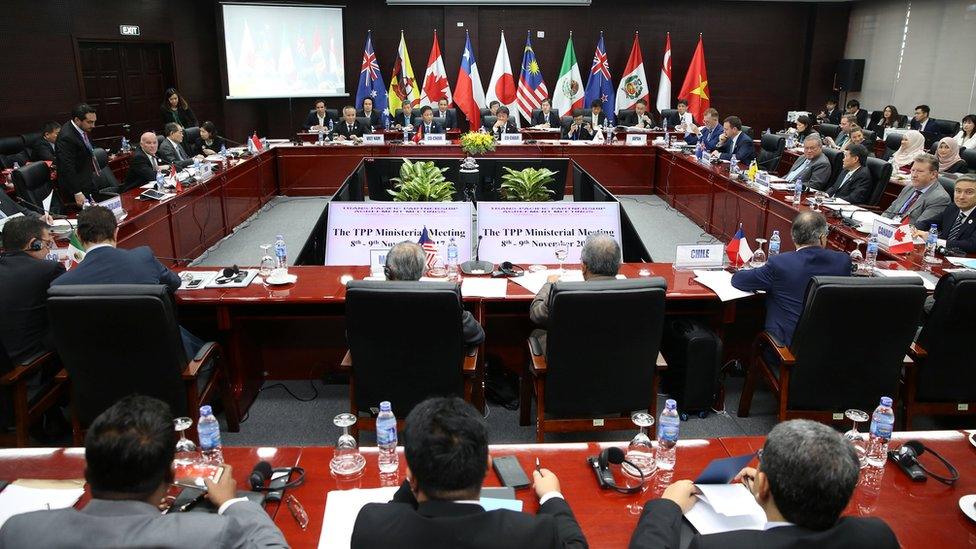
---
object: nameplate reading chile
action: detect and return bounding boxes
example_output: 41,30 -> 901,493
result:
674,244 -> 725,269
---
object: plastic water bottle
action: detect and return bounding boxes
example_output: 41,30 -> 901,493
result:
120,137 -> 127,152
655,399 -> 680,471
11,162 -> 18,171
193,157 -> 201,174
664,125 -> 670,146
695,142 -> 704,161
866,232 -> 879,272
155,171 -> 165,191
376,401 -> 399,474
446,237 -> 459,282
317,128 -> 325,145
273,234 -> 287,269
403,126 -> 409,143
329,118 -> 335,134
793,180 -> 803,205
197,405 -> 224,464
769,230 -> 781,256
219,143 -> 227,158
924,224 -> 939,263
729,155 -> 739,176
865,396 -> 895,468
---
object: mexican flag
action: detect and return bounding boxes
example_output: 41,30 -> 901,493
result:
66,231 -> 85,268
552,35 -> 584,118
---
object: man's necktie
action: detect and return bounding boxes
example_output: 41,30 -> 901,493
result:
836,170 -> 853,192
948,211 -> 966,241
898,190 -> 922,216
786,159 -> 809,182
82,132 -> 100,175
836,133 -> 848,147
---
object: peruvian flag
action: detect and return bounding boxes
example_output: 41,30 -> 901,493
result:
419,30 -> 452,108
678,34 -> 711,123
726,224 -> 754,266
250,132 -> 263,151
486,32 -> 519,127
656,33 -> 672,112
888,222 -> 914,254
615,33 -> 650,114
454,32 -> 486,130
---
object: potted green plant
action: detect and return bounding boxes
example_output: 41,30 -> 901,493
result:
388,158 -> 456,202
499,166 -> 556,201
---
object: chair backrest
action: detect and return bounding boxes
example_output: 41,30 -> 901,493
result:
868,110 -> 882,128
757,133 -> 785,171
183,126 -> 201,146
937,175 -> 955,196
93,148 -> 121,190
344,280 -> 467,417
817,123 -> 840,140
530,108 -> 542,122
865,157 -> 893,206
741,125 -> 753,139
544,278 -> 668,416
821,147 -> 844,183
860,128 -> 877,148
20,132 -> 42,158
355,116 -> 371,129
46,285 -> 189,426
915,272 -> 976,400
10,161 -> 52,213
482,115 -> 498,128
883,133 -> 902,160
932,118 -> 959,137
617,109 -> 635,124
480,107 -> 493,118
961,148 -> 976,173
787,276 -> 925,412
0,136 -> 25,157
660,109 -> 678,126
572,108 -> 588,118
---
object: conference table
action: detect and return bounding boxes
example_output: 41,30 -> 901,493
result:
2,431 -> 973,547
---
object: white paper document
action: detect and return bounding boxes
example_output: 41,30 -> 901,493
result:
685,484 -> 766,535
461,278 -> 508,298
0,484 -> 85,529
872,269 -> 937,290
693,270 -> 756,302
319,487 -> 399,549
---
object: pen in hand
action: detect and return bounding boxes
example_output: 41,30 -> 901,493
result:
535,457 -> 541,474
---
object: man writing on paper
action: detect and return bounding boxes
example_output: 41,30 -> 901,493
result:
628,420 -> 898,549
881,153 -> 950,229
385,241 -> 484,346
351,396 -> 588,549
530,233 -> 619,352
730,211 -> 850,348
782,135 -> 831,191
0,395 -> 288,547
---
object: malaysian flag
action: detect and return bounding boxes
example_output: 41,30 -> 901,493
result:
418,226 -> 438,268
516,33 -> 548,124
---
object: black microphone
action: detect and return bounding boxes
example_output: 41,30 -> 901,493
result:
460,235 -> 494,275
14,196 -> 62,217
221,135 -> 245,147
249,460 -> 273,490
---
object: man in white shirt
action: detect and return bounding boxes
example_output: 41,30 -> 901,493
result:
675,99 -> 695,132
911,104 -> 932,133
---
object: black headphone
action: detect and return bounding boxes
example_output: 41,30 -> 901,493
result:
586,447 -> 646,494
248,461 -> 306,491
491,261 -> 524,278
216,265 -> 246,284
892,440 -> 959,485
27,239 -> 44,252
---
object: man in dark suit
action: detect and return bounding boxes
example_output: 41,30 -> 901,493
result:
816,97 -> 841,125
910,104 -> 942,147
157,123 -> 200,170
385,241 -> 484,345
826,144 -> 873,204
782,135 -> 831,190
845,99 -> 869,128
416,106 -> 445,136
29,122 -> 60,162
629,420 -> 898,549
352,396 -> 587,549
334,106 -> 367,141
394,103 -> 416,130
434,98 -> 457,129
684,108 -> 723,151
485,106 -> 519,137
621,101 -> 655,129
0,395 -> 287,547
711,116 -> 756,165
122,132 -> 167,192
825,114 -> 855,149
731,211 -> 851,347
358,97 -> 382,129
0,217 -> 64,364
55,104 -> 108,208
562,113 -> 594,141
913,174 -> 976,253
303,99 -> 332,131
882,154 -> 951,229
586,99 -> 608,129
531,99 -> 561,128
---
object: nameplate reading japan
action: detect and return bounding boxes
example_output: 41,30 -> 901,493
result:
476,202 -> 622,264
499,133 -> 523,145
626,134 -> 648,146
325,202 -> 473,266
423,134 -> 447,144
674,244 -> 725,269
363,133 -> 384,144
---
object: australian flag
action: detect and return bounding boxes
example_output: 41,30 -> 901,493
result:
584,33 -> 616,125
356,31 -> 390,119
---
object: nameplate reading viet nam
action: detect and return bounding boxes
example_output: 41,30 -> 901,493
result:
674,244 -> 725,269
626,134 -> 648,146
363,133 -> 384,145
499,133 -> 523,145
423,134 -> 447,144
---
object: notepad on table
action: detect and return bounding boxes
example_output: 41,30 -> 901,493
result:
0,482 -> 85,529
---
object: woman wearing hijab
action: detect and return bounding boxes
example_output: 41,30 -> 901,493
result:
936,137 -> 967,173
888,130 -> 925,174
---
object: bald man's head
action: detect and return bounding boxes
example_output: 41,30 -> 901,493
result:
140,132 -> 158,155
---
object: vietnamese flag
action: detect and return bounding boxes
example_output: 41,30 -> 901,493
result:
677,34 -> 710,123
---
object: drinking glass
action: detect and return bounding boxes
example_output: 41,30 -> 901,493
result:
843,409 -> 869,468
259,244 -> 275,277
750,239 -> 768,268
330,413 -> 366,476
172,417 -> 202,482
623,412 -> 656,515
850,240 -> 865,272
813,191 -> 826,211
554,246 -> 569,275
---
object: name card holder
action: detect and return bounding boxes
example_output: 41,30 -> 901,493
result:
626,134 -> 648,146
674,244 -> 725,270
423,134 -> 447,144
363,133 -> 385,145
499,133 -> 523,145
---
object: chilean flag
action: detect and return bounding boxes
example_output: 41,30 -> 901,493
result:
454,32 -> 486,130
726,224 -> 753,266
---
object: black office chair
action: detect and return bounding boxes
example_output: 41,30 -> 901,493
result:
883,133 -> 902,160
864,157 -> 893,207
961,148 -> 976,173
0,136 -> 25,164
817,123 -> 841,141
822,147 -> 844,186
0,342 -> 65,448
660,108 -> 678,128
46,285 -> 239,445
860,128 -> 877,149
868,110 -> 883,129
10,162 -> 54,214
738,277 -> 926,425
854,109 -> 869,128
183,126 -> 201,148
482,115 -> 498,130
530,108 -> 543,124
480,107 -> 493,118
741,125 -> 754,139
905,272 -> 976,428
355,116 -> 373,130
93,148 -> 121,193
340,281 -> 481,434
938,175 -> 955,196
932,118 -> 959,138
526,279 -> 668,442
617,109 -> 635,125
571,108 -> 587,118
20,132 -> 41,160
757,133 -> 785,172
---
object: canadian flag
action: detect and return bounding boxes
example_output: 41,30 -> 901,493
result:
485,31 -> 519,128
419,30 -> 452,108
888,222 -> 915,254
